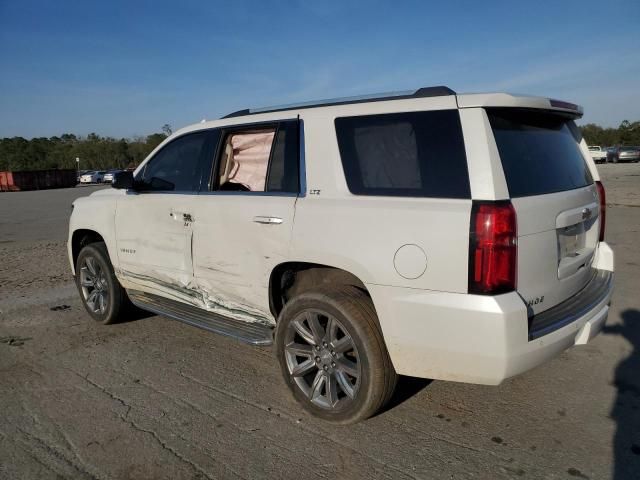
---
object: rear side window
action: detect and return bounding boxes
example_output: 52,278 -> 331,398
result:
487,109 -> 593,198
211,121 -> 299,194
217,128 -> 276,192
335,110 -> 470,198
266,122 -> 299,193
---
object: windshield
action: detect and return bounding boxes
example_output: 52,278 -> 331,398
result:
487,109 -> 593,198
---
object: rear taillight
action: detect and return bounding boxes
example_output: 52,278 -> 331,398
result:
469,201 -> 517,295
596,181 -> 606,241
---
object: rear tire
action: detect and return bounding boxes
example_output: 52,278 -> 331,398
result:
75,242 -> 130,325
275,286 -> 396,424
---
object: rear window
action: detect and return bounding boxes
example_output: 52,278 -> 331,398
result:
487,109 -> 593,198
335,110 -> 470,198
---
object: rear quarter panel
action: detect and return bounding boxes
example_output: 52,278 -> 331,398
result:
292,102 -> 472,301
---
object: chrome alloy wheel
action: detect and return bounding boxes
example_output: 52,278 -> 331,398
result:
79,256 -> 109,315
284,310 -> 361,409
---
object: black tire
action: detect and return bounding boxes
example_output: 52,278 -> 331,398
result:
75,242 -> 130,324
275,286 -> 396,424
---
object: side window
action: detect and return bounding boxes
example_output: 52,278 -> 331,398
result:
335,110 -> 470,198
266,122 -> 299,193
217,128 -> 275,192
212,121 -> 299,193
139,132 -> 208,192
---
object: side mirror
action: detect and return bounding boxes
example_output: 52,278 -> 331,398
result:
112,171 -> 134,190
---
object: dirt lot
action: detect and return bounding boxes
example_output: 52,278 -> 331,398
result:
1,168 -> 639,480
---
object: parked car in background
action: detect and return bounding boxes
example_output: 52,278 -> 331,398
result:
76,169 -> 91,183
79,171 -> 95,184
68,87 -> 614,423
607,146 -> 640,163
102,169 -> 122,183
79,171 -> 106,184
618,146 -> 640,163
588,146 -> 607,163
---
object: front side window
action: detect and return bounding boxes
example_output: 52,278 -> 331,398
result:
139,132 -> 208,192
335,110 -> 470,198
212,121 -> 299,193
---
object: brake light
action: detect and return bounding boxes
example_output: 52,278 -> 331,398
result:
469,201 -> 517,295
596,181 -> 606,241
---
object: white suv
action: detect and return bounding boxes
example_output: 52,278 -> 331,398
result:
68,86 -> 614,423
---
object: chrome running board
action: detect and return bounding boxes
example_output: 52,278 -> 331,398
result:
127,290 -> 273,346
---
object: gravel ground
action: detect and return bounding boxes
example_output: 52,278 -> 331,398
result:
0,167 -> 638,480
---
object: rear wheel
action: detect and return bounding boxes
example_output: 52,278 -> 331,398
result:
275,286 -> 396,424
75,242 -> 130,324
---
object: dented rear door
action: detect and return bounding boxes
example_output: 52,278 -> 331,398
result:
190,120 -> 301,325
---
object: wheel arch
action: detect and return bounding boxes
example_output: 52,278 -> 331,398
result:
71,229 -> 107,272
268,262 -> 371,319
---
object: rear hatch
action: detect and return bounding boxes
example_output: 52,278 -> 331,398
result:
487,108 -> 600,315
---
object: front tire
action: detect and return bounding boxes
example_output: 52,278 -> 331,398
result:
275,286 -> 396,424
75,242 -> 129,324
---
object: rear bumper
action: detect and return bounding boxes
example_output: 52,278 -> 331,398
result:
368,242 -> 614,385
528,269 -> 612,340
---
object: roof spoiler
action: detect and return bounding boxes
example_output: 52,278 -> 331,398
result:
456,93 -> 584,118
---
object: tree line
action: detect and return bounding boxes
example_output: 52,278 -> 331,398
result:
0,120 -> 639,173
0,124 -> 172,172
579,120 -> 640,147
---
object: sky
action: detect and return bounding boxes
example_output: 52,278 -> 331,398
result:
0,0 -> 638,139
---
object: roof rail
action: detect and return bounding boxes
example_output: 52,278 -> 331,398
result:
222,86 -> 456,119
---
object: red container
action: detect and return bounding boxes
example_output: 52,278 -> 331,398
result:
0,169 -> 77,192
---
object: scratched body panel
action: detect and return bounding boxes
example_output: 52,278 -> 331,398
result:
116,268 -> 274,325
190,194 -> 297,323
112,191 -> 296,326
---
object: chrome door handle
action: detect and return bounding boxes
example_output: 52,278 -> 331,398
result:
253,216 -> 283,225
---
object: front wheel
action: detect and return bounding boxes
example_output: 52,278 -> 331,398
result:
75,242 -> 129,324
275,286 -> 396,424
